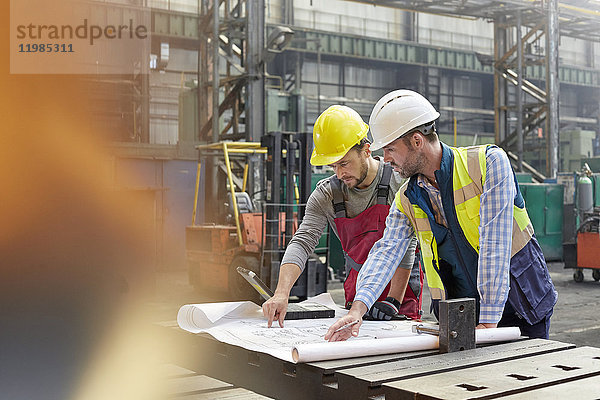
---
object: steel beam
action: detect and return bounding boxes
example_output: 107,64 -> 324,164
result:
494,17 -> 508,145
546,0 -> 560,179
516,10 -> 523,172
246,0 -> 265,202
212,0 -> 220,144
246,0 -> 265,143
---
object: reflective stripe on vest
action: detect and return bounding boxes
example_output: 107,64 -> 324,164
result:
395,145 -> 534,301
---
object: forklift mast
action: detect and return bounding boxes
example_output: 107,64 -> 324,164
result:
261,132 -> 327,299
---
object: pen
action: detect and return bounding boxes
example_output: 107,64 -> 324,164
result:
333,320 -> 359,333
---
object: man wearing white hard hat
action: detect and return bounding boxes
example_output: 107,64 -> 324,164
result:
326,89 -> 557,341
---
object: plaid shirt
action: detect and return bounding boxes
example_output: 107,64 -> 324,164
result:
416,176 -> 447,227
355,146 -> 515,324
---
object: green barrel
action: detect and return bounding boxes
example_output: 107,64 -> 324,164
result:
515,172 -> 533,183
520,183 -> 564,261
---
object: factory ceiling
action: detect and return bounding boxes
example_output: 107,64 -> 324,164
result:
349,1 -> 600,42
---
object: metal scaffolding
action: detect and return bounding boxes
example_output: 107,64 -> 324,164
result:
193,0 -> 265,220
108,0 -> 600,181
194,0 -> 263,143
493,2 -> 561,178
346,0 -> 600,178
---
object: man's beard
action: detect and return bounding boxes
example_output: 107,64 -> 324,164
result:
344,158 -> 369,188
397,151 -> 424,179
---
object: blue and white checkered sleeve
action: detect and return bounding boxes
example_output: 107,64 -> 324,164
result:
354,201 -> 415,310
478,147 -> 516,324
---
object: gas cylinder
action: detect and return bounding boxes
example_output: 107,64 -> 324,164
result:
578,175 -> 594,216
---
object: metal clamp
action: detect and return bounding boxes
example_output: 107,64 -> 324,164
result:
439,298 -> 476,353
411,298 -> 476,353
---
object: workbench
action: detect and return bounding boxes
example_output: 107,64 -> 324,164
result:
158,321 -> 600,399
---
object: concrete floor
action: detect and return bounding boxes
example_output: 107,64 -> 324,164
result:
545,261 -> 600,347
154,260 -> 600,348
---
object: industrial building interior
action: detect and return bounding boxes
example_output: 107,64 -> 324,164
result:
4,0 -> 600,399
99,0 -> 600,343
96,0 -> 600,316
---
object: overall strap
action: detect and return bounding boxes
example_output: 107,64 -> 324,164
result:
376,163 -> 393,205
344,252 -> 363,275
329,175 -> 346,218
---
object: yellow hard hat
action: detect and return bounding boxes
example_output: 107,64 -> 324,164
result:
310,105 -> 369,166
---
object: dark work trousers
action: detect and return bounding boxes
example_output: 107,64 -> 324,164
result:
498,301 -> 552,339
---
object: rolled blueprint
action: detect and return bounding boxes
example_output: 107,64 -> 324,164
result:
475,326 -> 521,344
292,327 -> 521,363
292,335 -> 439,363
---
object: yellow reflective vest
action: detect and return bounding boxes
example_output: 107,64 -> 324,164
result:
395,145 -> 534,302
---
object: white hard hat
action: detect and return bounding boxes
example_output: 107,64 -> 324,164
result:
369,89 -> 440,151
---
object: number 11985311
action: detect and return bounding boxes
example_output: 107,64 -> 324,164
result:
19,43 -> 74,53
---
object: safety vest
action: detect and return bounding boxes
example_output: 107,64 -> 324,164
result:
395,144 -> 534,303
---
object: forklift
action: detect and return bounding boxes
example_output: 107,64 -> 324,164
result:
186,132 -> 328,302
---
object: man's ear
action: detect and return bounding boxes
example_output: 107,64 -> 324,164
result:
412,132 -> 424,148
363,142 -> 371,158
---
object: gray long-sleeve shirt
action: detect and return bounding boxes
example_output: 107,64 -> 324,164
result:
281,159 -> 417,271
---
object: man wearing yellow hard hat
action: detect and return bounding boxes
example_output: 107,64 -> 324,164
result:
262,105 -> 420,327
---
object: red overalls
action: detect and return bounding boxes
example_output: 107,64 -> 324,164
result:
330,164 -> 422,319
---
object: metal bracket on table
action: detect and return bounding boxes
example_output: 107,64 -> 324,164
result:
412,298 -> 476,354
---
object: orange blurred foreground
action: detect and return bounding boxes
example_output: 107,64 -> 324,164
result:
1,1 -> 179,399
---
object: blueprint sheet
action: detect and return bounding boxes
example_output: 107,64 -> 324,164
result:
177,293 -> 419,363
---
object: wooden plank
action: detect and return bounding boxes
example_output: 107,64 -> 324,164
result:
337,339 -> 574,400
182,387 -> 273,399
501,375 -> 600,399
383,346 -> 600,399
167,374 -> 232,396
161,363 -> 199,378
166,372 -> 273,399
164,363 -> 273,398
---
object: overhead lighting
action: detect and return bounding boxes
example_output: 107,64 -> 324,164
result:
263,26 -> 294,63
266,26 -> 294,52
